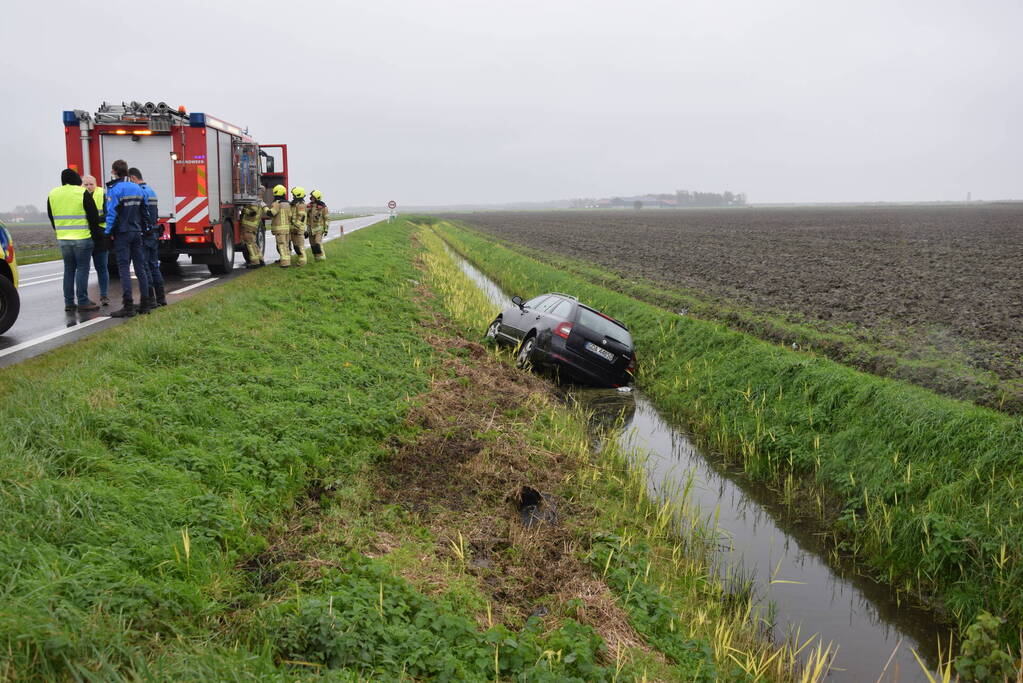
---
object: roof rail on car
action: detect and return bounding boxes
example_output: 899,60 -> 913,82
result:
550,292 -> 578,300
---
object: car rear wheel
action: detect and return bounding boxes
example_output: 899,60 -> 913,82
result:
515,335 -> 536,370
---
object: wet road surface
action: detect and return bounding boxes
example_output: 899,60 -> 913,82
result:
0,215 -> 387,368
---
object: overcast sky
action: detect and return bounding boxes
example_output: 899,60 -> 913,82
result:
2,0 -> 1020,209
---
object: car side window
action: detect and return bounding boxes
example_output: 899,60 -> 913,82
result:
524,295 -> 549,309
535,297 -> 562,313
550,299 -> 574,318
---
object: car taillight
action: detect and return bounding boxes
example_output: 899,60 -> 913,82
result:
554,321 -> 573,339
627,352 -> 637,374
4,243 -> 12,263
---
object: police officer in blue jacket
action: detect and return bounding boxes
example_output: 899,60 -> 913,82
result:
105,159 -> 152,318
129,167 -> 166,307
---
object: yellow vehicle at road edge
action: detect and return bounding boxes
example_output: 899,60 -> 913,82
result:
0,220 -> 21,335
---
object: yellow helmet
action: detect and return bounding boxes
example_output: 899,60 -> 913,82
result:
291,186 -> 306,199
311,189 -> 323,200
272,184 -> 287,197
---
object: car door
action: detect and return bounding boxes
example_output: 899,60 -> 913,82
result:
527,296 -> 568,349
502,295 -> 549,341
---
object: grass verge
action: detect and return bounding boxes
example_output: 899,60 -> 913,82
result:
432,217 -> 1023,655
13,246 -> 61,265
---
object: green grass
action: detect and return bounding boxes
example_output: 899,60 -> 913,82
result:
0,220 -> 442,678
13,246 -> 61,265
434,218 -> 1023,650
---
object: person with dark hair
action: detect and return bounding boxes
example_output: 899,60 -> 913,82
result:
128,167 -> 166,307
47,168 -> 99,312
104,159 -> 152,317
82,174 -> 110,305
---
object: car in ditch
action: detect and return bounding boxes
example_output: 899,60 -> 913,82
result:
485,292 -> 636,388
0,220 -> 20,335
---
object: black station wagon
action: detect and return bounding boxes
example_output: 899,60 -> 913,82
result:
485,292 -> 636,388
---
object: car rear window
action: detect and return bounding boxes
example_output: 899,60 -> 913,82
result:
576,307 -> 633,347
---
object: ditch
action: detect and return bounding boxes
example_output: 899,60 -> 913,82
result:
450,246 -> 946,682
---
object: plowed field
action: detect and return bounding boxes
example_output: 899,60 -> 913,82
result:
445,205 -> 1023,410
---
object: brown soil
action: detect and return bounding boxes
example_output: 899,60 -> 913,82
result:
6,224 -> 57,250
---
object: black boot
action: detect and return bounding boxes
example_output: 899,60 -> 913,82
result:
138,297 -> 155,315
154,284 -> 167,306
110,301 -> 136,318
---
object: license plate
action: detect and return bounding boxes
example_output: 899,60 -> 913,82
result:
584,341 -> 615,362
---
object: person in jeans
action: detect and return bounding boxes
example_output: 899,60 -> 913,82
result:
83,174 -> 111,306
105,159 -> 152,318
47,168 -> 99,312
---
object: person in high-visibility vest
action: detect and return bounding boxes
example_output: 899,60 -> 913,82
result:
239,202 -> 266,268
289,187 -> 308,266
47,168 -> 99,312
83,174 -> 111,306
306,190 -> 329,261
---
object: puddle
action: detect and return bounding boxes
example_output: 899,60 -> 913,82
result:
449,245 -> 944,681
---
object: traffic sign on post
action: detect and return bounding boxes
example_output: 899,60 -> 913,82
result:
387,200 -> 397,209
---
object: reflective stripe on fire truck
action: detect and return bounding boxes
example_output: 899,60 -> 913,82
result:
175,196 -> 210,224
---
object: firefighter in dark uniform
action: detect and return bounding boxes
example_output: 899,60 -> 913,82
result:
307,189 -> 329,261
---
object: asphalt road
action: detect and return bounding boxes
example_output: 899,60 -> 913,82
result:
0,214 -> 389,368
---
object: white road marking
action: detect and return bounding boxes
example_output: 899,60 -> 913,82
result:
19,275 -> 64,288
0,316 -> 111,359
19,272 -> 65,283
169,277 -> 218,295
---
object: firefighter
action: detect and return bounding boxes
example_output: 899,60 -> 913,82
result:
289,186 -> 308,266
267,184 -> 294,267
105,159 -> 151,317
239,201 -> 266,268
129,168 -> 165,308
307,189 -> 329,261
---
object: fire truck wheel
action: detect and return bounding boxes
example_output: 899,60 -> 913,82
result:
208,220 -> 236,275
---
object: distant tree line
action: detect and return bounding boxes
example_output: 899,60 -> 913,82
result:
1,205 -> 45,221
569,191 -> 747,209
674,190 -> 747,207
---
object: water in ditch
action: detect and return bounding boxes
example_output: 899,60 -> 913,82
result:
451,249 -> 945,681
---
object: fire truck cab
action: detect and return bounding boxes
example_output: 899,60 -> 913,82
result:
63,101 -> 288,274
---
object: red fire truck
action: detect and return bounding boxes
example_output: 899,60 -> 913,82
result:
63,101 -> 288,273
